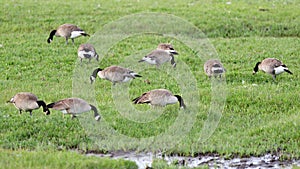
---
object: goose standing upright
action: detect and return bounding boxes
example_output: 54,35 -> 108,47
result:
139,43 -> 179,68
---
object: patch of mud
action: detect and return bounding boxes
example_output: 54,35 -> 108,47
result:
86,151 -> 300,169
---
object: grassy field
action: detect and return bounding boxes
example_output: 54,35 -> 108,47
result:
1,0 -> 300,168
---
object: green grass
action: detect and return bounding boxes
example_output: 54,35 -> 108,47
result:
0,149 -> 137,169
1,0 -> 300,168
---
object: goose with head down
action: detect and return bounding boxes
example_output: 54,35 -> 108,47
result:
47,97 -> 100,121
253,58 -> 293,80
132,89 -> 186,109
90,65 -> 142,85
7,92 -> 50,116
47,24 -> 90,45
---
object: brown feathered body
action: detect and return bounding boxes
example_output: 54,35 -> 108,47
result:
204,59 -> 226,78
139,43 -> 178,68
132,89 -> 186,108
47,98 -> 100,121
7,92 -> 50,115
253,58 -> 293,80
90,65 -> 142,85
47,24 -> 89,44
77,43 -> 99,62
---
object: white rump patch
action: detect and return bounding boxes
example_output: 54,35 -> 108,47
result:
122,76 -> 132,82
130,72 -> 139,77
211,67 -> 224,74
78,51 -> 94,58
274,66 -> 286,75
71,31 -> 85,39
143,57 -> 157,65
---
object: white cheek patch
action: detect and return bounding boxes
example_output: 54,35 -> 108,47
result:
274,66 -> 286,74
90,76 -> 96,81
95,115 -> 101,121
71,31 -> 85,38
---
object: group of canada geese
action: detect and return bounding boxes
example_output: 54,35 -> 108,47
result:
7,23 -> 293,121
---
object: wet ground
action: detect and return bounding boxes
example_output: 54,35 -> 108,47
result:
86,151 -> 300,169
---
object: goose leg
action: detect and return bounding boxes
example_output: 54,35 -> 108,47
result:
272,75 -> 276,81
65,37 -> 69,45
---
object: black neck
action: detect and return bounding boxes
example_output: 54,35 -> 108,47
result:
37,100 -> 50,115
174,95 -> 186,109
90,104 -> 101,120
47,30 -> 56,43
91,68 -> 101,78
253,62 -> 261,72
90,68 -> 102,84
170,55 -> 176,68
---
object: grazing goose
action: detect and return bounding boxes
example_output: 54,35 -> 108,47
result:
7,92 -> 50,116
132,89 -> 186,109
47,24 -> 90,45
139,43 -> 179,68
78,43 -> 99,63
90,65 -> 142,85
204,59 -> 226,78
47,98 -> 100,121
253,58 -> 293,80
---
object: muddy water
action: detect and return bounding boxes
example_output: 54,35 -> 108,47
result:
86,151 -> 300,169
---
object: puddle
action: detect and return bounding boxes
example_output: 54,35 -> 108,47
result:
86,151 -> 300,169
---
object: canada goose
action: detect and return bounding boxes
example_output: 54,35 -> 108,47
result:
7,92 -> 50,116
47,98 -> 100,121
47,24 -> 90,45
138,43 -> 179,68
132,89 -> 186,109
253,58 -> 293,80
78,43 -> 99,63
90,65 -> 142,85
204,59 -> 226,78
